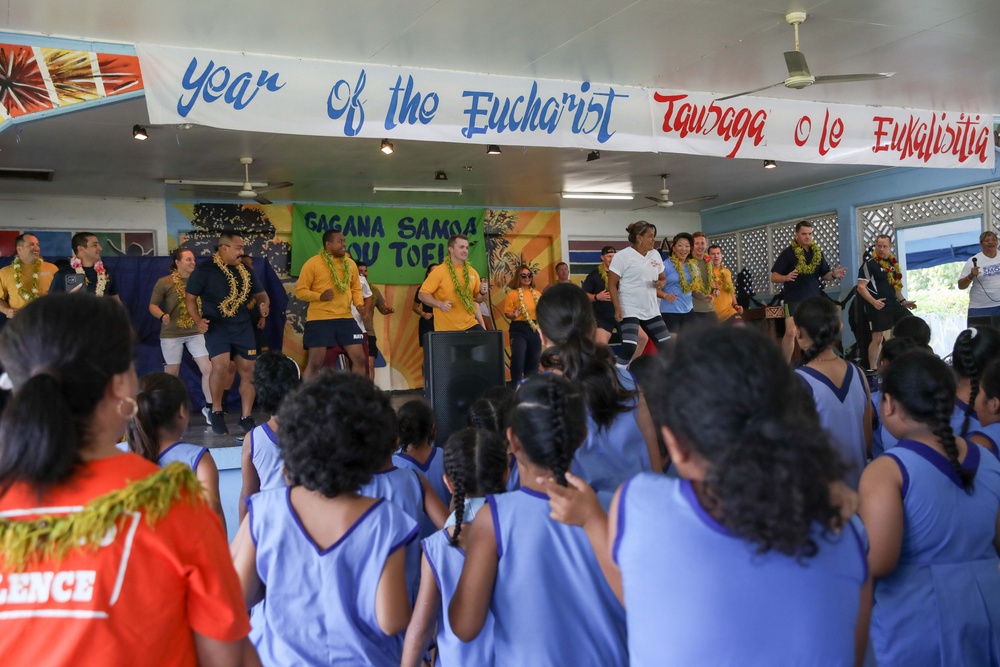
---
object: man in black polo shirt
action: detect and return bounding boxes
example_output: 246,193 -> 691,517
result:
50,232 -> 121,303
186,231 -> 270,435
770,220 -> 846,361
857,234 -> 917,369
582,246 -> 621,346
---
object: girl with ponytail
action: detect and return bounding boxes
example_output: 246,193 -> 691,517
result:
393,399 -> 450,516
127,372 -> 225,523
969,358 -> 1000,458
544,326 -> 870,666
0,294 -> 254,664
793,296 -> 872,489
951,325 -> 1000,438
401,428 -> 507,667
859,351 -> 1000,666
537,283 -> 664,491
450,373 -> 627,666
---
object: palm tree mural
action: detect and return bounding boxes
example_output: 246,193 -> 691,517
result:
484,209 -> 516,286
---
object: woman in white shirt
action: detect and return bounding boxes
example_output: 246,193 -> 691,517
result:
608,220 -> 671,367
958,230 -> 1000,327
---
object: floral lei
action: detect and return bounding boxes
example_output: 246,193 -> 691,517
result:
875,253 -> 903,291
320,250 -> 351,294
791,242 -> 823,275
446,257 -> 476,314
517,287 -> 541,331
170,273 -> 201,329
212,253 -> 252,318
671,256 -> 709,294
11,257 -> 41,303
714,265 -> 734,294
70,257 -> 108,296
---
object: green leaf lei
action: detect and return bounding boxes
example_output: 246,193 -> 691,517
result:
518,288 -> 541,331
320,250 -> 351,294
0,462 -> 202,571
446,257 -> 476,314
792,242 -> 823,275
671,256 -> 709,294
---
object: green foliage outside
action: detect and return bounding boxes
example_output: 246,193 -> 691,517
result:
907,261 -> 968,317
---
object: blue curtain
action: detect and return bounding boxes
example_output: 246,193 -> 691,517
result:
0,256 -> 288,410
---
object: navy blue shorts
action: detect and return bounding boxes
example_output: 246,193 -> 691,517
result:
303,318 -> 365,350
205,320 -> 259,361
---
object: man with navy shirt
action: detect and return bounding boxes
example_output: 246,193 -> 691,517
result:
186,231 -> 269,435
771,221 -> 846,361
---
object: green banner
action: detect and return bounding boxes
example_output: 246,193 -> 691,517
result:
291,205 -> 487,284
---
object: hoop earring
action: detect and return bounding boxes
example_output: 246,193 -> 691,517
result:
117,397 -> 138,420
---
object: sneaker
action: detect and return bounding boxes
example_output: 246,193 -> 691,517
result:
201,406 -> 212,425
239,415 -> 256,434
209,410 -> 228,435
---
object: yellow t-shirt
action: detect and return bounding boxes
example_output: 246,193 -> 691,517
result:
294,253 -> 364,321
712,266 -> 739,320
0,260 -> 58,309
419,262 -> 481,331
503,287 -> 540,323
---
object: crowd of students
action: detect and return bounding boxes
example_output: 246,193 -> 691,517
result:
0,284 -> 998,666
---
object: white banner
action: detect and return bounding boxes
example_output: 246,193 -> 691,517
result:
136,44 -> 994,169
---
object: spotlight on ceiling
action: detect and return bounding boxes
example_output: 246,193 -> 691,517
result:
132,124 -> 149,141
587,150 -> 601,162
486,144 -> 502,155
435,171 -> 448,181
380,139 -> 394,155
763,159 -> 777,169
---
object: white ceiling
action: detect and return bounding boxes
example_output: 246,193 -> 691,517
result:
0,0 -> 997,212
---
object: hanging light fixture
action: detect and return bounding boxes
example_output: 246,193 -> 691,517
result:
486,144 -> 502,155
132,125 -> 149,141
380,139 -> 394,155
435,171 -> 448,181
763,159 -> 777,169
587,150 -> 601,162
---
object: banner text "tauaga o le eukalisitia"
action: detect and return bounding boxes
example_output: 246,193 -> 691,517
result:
136,44 -> 994,169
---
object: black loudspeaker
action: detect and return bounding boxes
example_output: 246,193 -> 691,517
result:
425,330 -> 506,443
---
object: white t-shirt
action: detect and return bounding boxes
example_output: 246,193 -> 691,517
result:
351,275 -> 373,330
608,246 -> 664,320
959,251 -> 1000,310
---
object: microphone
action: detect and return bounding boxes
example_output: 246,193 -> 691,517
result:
973,257 -> 978,267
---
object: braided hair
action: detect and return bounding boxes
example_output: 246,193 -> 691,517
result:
508,373 -> 586,487
127,373 -> 189,462
884,351 -> 974,490
443,428 -> 508,546
645,326 -> 846,557
951,326 -> 1000,438
537,283 -> 634,430
792,297 -> 841,366
396,399 -> 435,452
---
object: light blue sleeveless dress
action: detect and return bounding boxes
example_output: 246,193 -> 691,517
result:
360,466 -> 427,603
484,487 -> 627,666
572,367 -> 653,494
393,447 -> 449,539
246,488 -> 418,666
614,473 -> 868,666
420,499 -> 494,667
157,442 -> 208,471
873,440 -> 1000,666
797,363 -> 869,489
249,422 -> 286,491
953,397 -> 982,438
968,422 -> 1000,459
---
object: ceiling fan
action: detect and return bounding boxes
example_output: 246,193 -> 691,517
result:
715,12 -> 894,102
165,157 -> 293,205
633,174 -> 718,210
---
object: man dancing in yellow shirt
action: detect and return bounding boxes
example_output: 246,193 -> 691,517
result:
295,230 -> 367,379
